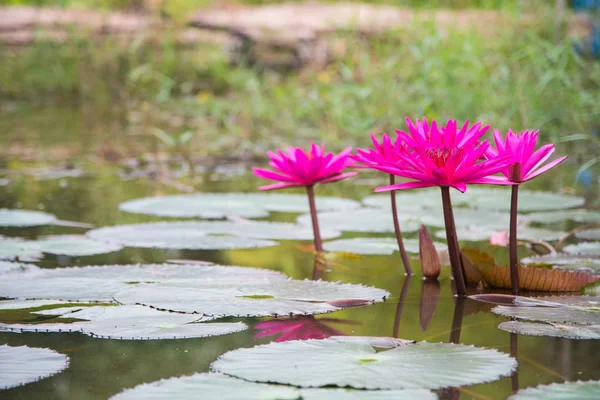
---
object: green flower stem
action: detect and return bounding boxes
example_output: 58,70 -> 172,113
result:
389,174 -> 413,275
440,186 -> 467,297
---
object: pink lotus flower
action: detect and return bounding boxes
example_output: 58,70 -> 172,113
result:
485,130 -> 568,183
253,143 -> 357,191
254,316 -> 348,342
373,119 -> 512,193
352,133 -> 406,167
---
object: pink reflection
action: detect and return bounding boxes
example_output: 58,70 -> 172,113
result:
254,316 -> 354,342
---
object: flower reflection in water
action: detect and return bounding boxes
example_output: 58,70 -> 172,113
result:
254,316 -> 356,343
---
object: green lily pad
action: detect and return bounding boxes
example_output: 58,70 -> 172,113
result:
521,254 -> 600,273
109,373 -> 436,400
498,321 -> 600,340
211,336 -> 516,390
323,238 -> 445,255
297,208 -> 421,234
509,380 -> 600,399
526,210 -> 600,224
0,209 -> 58,227
0,264 -> 388,318
421,208 -> 528,230
492,306 -> 600,325
0,304 -> 247,340
576,229 -> 600,241
0,345 -> 69,389
114,279 -> 389,318
87,221 -> 340,250
457,188 -> 585,212
0,239 -> 43,260
564,242 -> 600,257
362,189 -> 444,210
119,193 -> 360,219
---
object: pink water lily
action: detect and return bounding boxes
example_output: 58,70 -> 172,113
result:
253,143 -> 357,191
374,119 -> 512,193
485,129 -> 567,296
253,142 -> 357,253
485,129 -> 568,183
353,133 -> 413,275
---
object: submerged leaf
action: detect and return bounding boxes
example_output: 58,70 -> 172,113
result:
119,193 -> 360,219
499,321 -> 600,340
461,248 -> 599,291
0,345 -> 69,389
509,380 -> 600,399
0,209 -> 57,227
109,372 -> 436,400
211,336 -> 516,390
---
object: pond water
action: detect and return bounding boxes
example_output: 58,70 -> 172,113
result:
1,104 -> 600,399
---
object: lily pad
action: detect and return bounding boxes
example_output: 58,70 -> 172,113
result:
576,229 -> 600,241
0,261 -> 34,274
492,306 -> 600,325
362,189 -> 443,210
0,209 -> 57,227
87,221 -> 340,250
498,321 -> 600,340
297,208 -> 421,234
0,263 -> 388,318
564,242 -> 600,257
114,279 -> 389,318
436,227 -> 566,242
323,238 -> 445,256
457,189 -> 585,212
119,193 -> 360,219
521,254 -> 600,273
0,345 -> 69,389
211,336 -> 516,390
0,305 -> 248,340
526,210 -> 600,224
509,380 -> 600,399
109,373 -> 436,400
0,239 -> 43,260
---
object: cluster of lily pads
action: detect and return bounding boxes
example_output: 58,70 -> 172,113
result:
1,117 -> 600,397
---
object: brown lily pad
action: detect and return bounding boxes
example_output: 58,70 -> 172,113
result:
462,248 -> 599,292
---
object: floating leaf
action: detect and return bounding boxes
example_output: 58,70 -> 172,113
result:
576,229 -> 600,241
0,345 -> 69,389
109,373 -> 436,400
297,208 -> 421,234
211,336 -> 516,390
0,305 -> 247,340
436,227 -> 566,242
521,254 -> 600,273
0,209 -> 57,227
35,235 -> 123,257
323,238 -> 443,256
492,306 -> 600,325
564,242 -> 600,257
498,321 -> 600,340
114,280 -> 388,318
119,193 -> 360,219
0,239 -> 43,260
526,210 -> 600,224
88,221 -> 340,249
419,225 -> 440,279
0,264 -> 388,318
461,248 -> 599,291
457,188 -> 585,212
362,189 -> 444,210
422,208 -> 518,230
0,263 -> 287,302
509,380 -> 600,399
